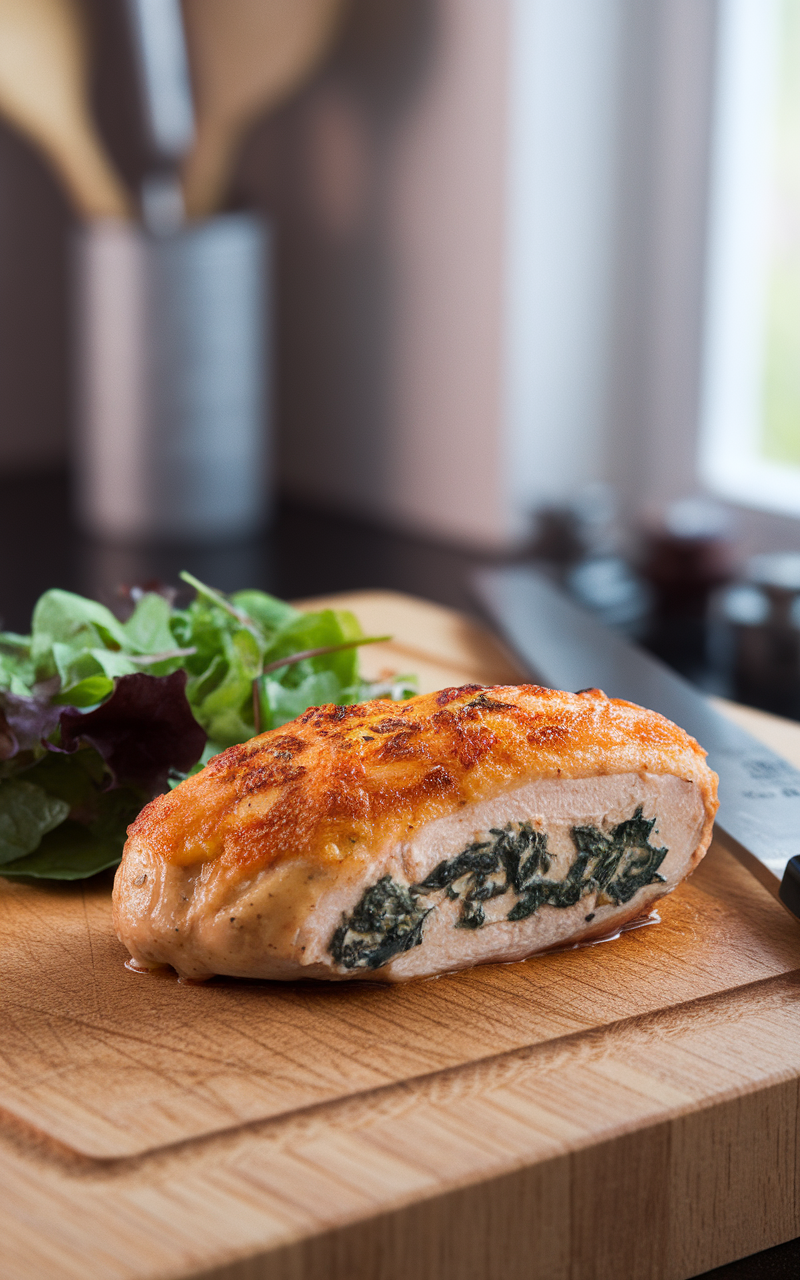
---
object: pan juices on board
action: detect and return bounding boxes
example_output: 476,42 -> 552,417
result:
113,684 -> 719,983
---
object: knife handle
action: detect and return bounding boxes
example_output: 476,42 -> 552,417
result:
779,857 -> 800,920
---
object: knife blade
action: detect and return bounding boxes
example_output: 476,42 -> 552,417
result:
474,564 -> 800,919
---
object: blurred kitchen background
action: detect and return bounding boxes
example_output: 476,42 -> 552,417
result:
5,0 -> 800,719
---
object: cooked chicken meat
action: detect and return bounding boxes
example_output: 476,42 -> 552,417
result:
113,684 -> 719,982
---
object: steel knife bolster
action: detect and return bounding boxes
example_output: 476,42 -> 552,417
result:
473,565 -> 800,921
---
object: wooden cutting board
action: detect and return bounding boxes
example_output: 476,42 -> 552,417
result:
2,590 -> 800,1280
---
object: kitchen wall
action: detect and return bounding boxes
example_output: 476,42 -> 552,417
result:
245,0 -> 628,547
0,0 -> 738,549
0,125 -> 71,472
241,0 -> 732,547
0,0 -> 145,475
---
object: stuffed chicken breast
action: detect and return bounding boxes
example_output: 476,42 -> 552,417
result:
113,684 -> 718,983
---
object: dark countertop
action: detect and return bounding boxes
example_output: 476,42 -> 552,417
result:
0,470 -> 490,633
0,467 -> 798,1280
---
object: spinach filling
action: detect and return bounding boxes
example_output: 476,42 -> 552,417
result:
414,822 -> 549,929
569,809 -> 669,908
329,807 -> 668,969
329,876 -> 431,971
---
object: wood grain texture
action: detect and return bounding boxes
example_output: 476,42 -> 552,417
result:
1,590 -> 800,1280
0,0 -> 131,218
181,0 -> 347,216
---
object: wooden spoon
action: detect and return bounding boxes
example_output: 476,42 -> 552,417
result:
0,0 -> 131,219
181,0 -> 347,218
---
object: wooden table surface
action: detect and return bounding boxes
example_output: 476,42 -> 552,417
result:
2,590 -> 800,1280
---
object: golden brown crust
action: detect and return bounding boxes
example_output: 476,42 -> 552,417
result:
125,684 -> 719,880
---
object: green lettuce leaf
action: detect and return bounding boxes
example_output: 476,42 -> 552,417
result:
0,634 -> 35,693
6,748 -> 146,878
52,643 -> 141,691
259,670 -> 342,729
186,626 -> 263,747
0,572 -> 418,881
229,589 -> 299,634
53,674 -> 115,708
262,609 -> 363,689
23,747 -> 108,811
170,595 -> 249,678
0,779 -> 70,865
169,582 -> 273,747
31,589 -> 128,682
0,631 -> 31,652
122,592 -> 176,653
0,822 -> 122,879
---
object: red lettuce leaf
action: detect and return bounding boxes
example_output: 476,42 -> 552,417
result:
58,671 -> 207,794
0,692 -> 65,759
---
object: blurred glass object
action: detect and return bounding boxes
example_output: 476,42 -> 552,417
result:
74,214 -> 270,542
531,483 -> 619,566
640,498 -> 737,682
714,552 -> 800,716
700,0 -> 800,516
566,556 -> 650,635
530,485 -> 651,637
721,584 -> 771,627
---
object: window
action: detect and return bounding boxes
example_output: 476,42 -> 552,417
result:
700,0 -> 800,516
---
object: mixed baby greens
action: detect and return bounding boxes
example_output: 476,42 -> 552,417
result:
0,572 -> 414,881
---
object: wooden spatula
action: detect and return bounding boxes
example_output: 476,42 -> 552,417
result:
181,0 -> 347,218
0,0 -> 131,219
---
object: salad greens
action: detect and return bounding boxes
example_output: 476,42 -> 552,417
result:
0,573 -> 414,881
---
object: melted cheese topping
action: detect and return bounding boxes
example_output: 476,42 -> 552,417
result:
126,684 -> 718,885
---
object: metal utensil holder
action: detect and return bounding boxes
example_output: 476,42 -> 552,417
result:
74,213 -> 269,542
